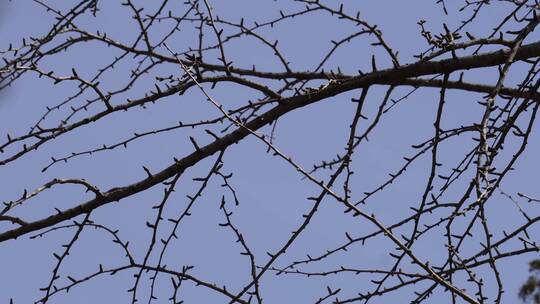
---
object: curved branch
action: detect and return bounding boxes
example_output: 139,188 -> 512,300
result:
1,40 -> 540,242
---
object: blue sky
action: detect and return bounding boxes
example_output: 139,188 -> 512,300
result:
1,1 -> 539,303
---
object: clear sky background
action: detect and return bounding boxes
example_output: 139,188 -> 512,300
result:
0,1 -> 539,303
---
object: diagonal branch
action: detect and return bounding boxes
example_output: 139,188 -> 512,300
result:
1,41 -> 540,243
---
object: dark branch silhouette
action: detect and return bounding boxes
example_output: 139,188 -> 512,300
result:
1,1 -> 540,303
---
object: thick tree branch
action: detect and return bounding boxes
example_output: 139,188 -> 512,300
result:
1,40 -> 540,242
